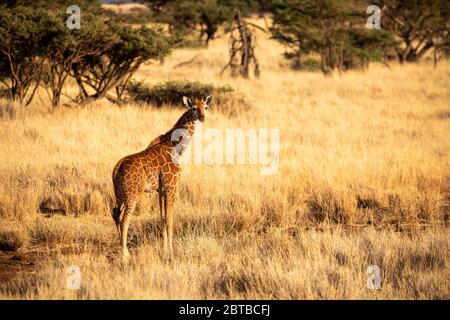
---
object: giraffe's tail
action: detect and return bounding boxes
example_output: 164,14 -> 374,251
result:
112,203 -> 125,224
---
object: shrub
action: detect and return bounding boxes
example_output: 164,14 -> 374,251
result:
285,54 -> 321,71
127,80 -> 251,116
127,80 -> 228,106
0,225 -> 29,252
306,185 -> 355,224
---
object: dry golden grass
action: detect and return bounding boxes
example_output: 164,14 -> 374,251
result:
0,25 -> 449,299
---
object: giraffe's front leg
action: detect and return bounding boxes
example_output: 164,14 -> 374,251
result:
164,187 -> 177,258
120,216 -> 130,263
159,190 -> 168,253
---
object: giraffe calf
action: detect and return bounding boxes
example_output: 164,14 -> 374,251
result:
112,95 -> 212,262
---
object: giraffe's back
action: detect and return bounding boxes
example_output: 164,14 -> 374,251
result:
113,150 -> 160,204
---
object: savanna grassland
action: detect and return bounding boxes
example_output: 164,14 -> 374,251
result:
0,17 -> 449,299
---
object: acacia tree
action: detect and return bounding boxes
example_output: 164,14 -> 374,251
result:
0,6 -> 49,105
145,0 -> 259,45
153,0 -> 231,45
374,0 -> 449,63
41,12 -> 114,107
71,23 -> 171,104
0,1 -> 113,107
270,0 -> 398,74
0,1 -> 172,107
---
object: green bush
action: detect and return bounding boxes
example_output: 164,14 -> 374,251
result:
284,53 -> 321,71
127,80 -> 250,116
127,80 -> 230,106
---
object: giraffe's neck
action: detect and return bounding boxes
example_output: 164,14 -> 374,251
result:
165,113 -> 199,158
148,109 -> 199,153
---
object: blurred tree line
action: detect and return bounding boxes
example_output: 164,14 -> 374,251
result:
0,0 -> 448,106
142,0 -> 264,45
143,0 -> 448,70
270,0 -> 448,72
373,0 -> 449,63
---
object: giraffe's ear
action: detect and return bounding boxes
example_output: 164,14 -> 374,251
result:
205,95 -> 212,108
183,96 -> 193,108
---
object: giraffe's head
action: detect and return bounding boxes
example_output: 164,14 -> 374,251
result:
182,95 -> 212,122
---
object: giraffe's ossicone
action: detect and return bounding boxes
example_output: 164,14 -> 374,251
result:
112,95 -> 212,262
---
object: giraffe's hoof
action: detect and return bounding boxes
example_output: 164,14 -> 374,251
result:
122,250 -> 130,264
164,250 -> 174,262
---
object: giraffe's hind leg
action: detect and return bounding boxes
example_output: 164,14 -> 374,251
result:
112,203 -> 125,239
119,202 -> 136,264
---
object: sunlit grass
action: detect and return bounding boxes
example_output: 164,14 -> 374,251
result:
0,21 -> 449,299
